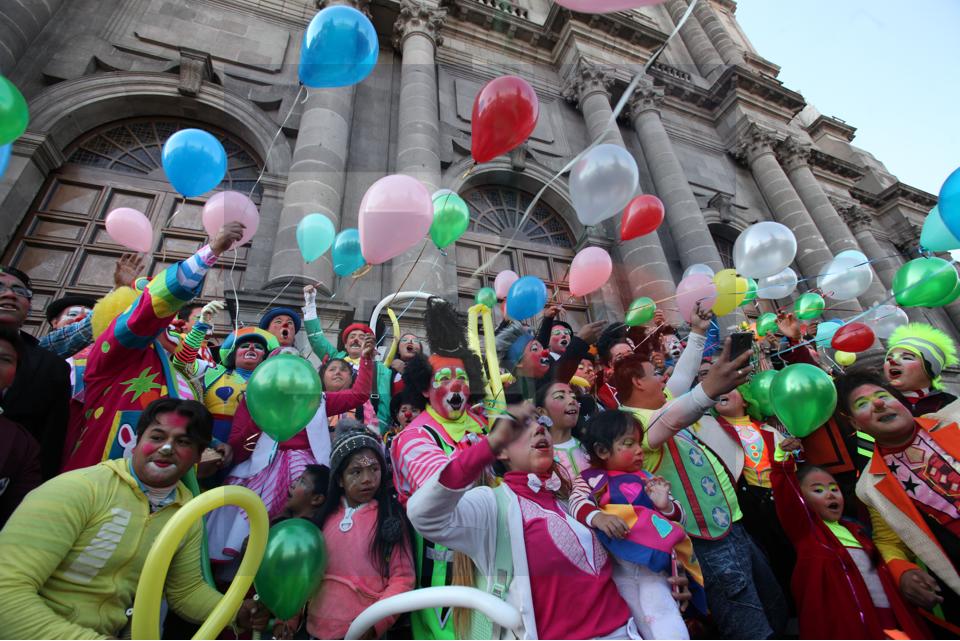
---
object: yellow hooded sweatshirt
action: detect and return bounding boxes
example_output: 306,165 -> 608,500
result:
0,458 -> 221,638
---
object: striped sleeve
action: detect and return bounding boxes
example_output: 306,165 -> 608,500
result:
570,474 -> 601,525
391,427 -> 457,505
177,245 -> 217,291
172,321 -> 210,371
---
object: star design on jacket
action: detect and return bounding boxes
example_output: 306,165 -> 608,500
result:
121,367 -> 163,401
901,477 -> 920,495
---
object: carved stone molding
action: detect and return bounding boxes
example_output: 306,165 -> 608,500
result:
393,0 -> 447,51
836,202 -> 873,233
561,59 -> 614,109
623,76 -> 664,121
731,122 -> 778,165
775,135 -> 812,172
177,48 -> 214,97
708,192 -> 735,224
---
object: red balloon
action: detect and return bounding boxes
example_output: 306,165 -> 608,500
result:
621,195 -> 665,241
471,76 -> 540,164
830,322 -> 875,353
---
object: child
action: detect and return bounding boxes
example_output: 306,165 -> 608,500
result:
771,437 -> 929,639
322,357 -> 378,434
571,410 -> 704,640
279,464 -> 329,523
535,381 -> 590,479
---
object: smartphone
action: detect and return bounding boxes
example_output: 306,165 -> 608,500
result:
729,331 -> 755,359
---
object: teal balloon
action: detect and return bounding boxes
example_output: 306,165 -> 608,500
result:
794,292 -> 825,320
254,519 -> 327,620
246,354 -> 322,441
920,205 -> 960,252
506,276 -> 547,320
749,369 -> 778,418
771,363 -> 837,438
939,166 -> 960,236
430,192 -> 470,249
814,320 -> 841,347
0,144 -> 9,179
893,257 -> 958,307
756,312 -> 778,337
739,278 -> 758,306
332,228 -> 366,277
475,286 -> 497,308
296,214 -> 337,263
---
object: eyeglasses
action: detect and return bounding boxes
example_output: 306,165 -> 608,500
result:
0,282 -> 32,300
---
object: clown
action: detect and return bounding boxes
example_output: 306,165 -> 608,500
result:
259,306 -> 301,348
884,323 -> 958,417
495,322 -> 551,401
660,331 -> 683,368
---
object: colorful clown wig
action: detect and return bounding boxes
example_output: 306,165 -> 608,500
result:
886,323 -> 959,390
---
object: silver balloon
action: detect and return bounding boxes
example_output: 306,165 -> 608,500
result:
835,249 -> 868,264
866,304 -> 909,340
757,267 -> 798,299
569,144 -> 639,226
682,263 -> 715,280
732,221 -> 798,279
818,254 -> 873,301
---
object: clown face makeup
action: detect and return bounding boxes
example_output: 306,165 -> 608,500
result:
341,448 -> 381,507
131,412 -> 200,487
661,334 -> 682,362
399,333 -> 422,360
235,338 -> 267,369
268,314 -> 296,347
427,357 -> 470,420
396,403 -> 421,428
799,468 -> 844,522
549,326 -> 572,355
518,339 -> 550,378
52,305 -> 91,329
577,358 -> 597,387
884,348 -> 930,392
345,329 -> 368,359
715,389 -> 746,418
846,384 -> 915,446
541,382 -> 580,431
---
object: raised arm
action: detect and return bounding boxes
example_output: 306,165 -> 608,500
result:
666,305 -> 712,397
39,316 -> 93,359
770,439 -> 814,546
324,335 -> 374,415
172,301 -> 224,374
302,285 -> 338,360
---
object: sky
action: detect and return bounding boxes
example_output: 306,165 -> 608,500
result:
735,0 -> 960,196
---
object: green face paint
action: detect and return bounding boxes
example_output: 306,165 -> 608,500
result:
432,367 -> 452,389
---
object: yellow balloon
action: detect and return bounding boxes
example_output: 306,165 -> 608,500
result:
132,486 -> 269,640
835,350 -> 856,366
713,269 -> 747,316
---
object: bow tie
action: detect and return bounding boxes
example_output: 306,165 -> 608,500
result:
527,472 -> 561,494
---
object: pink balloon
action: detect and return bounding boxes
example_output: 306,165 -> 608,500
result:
555,0 -> 666,14
202,191 -> 259,250
105,208 -> 153,253
359,175 -> 433,265
569,246 -> 612,297
494,270 -> 519,299
676,274 -> 718,323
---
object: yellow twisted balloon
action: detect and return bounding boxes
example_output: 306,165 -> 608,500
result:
467,304 -> 506,414
132,486 -> 269,640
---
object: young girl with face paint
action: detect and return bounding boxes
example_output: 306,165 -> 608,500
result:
535,381 -> 589,479
322,358 -> 378,434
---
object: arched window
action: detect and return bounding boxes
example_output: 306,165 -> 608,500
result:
462,185 -> 575,249
709,223 -> 738,270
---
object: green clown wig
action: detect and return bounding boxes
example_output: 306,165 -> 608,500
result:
886,323 -> 958,390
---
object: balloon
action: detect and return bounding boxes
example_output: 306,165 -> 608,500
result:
749,369 -> 778,418
359,175 -> 432,265
682,263 -> 714,280
569,144 -> 639,226
296,214 -> 336,263
814,320 -> 841,347
835,249 -> 868,263
0,77 -> 28,145
0,143 -> 10,178
299,5 -> 378,88
865,304 -> 909,340
620,195 -> 664,241
161,129 -> 226,197
569,247 -> 612,297
475,287 -> 497,308
893,257 -> 958,307
255,519 -> 327,621
555,0 -> 667,13
771,363 -> 838,438
831,322 -> 875,353
712,269 -> 747,316
202,191 -> 259,250
471,75 -> 540,164
676,274 -> 717,323
756,312 -> 779,338
931,278 -> 960,307
758,267 -> 798,300
739,278 -> 758,306
818,254 -> 873,301
332,228 -> 366,276
105,208 -> 154,253
920,206 -> 960,252
938,166 -> 960,236
246,354 -> 322,441
625,297 -> 656,326
794,293 -> 825,320
506,276 -> 547,320
835,350 -> 857,366
430,191 -> 470,249
494,270 -> 519,299
732,221 -> 798,279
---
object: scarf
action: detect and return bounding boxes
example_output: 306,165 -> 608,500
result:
425,405 -> 484,443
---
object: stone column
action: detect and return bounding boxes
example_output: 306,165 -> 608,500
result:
665,0 -> 725,80
390,0 -> 451,297
691,0 -> 745,67
563,62 -> 670,322
0,0 -> 64,74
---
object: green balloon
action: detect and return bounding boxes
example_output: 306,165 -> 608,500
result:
625,296 -> 656,326
893,257 -> 959,307
430,192 -> 470,249
0,77 -> 27,146
756,312 -> 778,337
254,519 -> 327,620
246,354 -> 322,442
475,286 -> 497,308
749,369 -> 778,418
739,278 -> 758,306
794,292 -> 825,320
931,278 -> 960,307
771,363 -> 837,438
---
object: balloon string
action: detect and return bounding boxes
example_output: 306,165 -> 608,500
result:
255,275 -> 299,318
247,84 -> 307,200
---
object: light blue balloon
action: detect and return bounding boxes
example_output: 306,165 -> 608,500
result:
0,144 -> 10,179
296,213 -> 337,263
814,319 -> 841,347
161,129 -> 226,197
299,6 -> 378,89
506,276 -> 548,320
920,205 -> 960,252
332,228 -> 366,276
939,166 -> 960,238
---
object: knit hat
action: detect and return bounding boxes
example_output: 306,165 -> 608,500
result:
219,327 -> 280,366
341,322 -> 374,346
258,307 -> 302,332
329,428 -> 383,475
45,294 -> 98,323
886,323 -> 958,389
495,321 -> 535,371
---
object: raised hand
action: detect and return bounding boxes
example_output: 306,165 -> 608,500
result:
487,401 -> 538,454
200,300 -> 226,325
361,333 -> 376,360
113,253 -> 144,289
577,320 -> 608,345
689,302 -> 713,336
776,312 -> 801,342
210,221 -> 246,256
701,336 -> 753,399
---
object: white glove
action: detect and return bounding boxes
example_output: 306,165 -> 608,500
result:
200,300 -> 226,325
302,285 -> 318,321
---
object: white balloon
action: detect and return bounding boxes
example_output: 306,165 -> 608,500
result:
818,255 -> 874,301
732,221 -> 798,279
835,249 -> 868,264
866,304 -> 909,340
757,267 -> 798,299
569,144 -> 639,226
682,263 -> 715,280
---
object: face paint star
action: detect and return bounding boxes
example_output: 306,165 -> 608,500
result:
121,367 -> 162,401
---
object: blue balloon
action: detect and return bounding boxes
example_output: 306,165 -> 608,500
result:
939,166 -> 960,239
299,6 -> 378,89
920,205 -> 960,252
0,144 -> 10,179
814,319 -> 841,347
332,228 -> 366,277
506,276 -> 548,320
161,129 -> 227,197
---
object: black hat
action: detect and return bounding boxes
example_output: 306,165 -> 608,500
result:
45,294 -> 98,323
